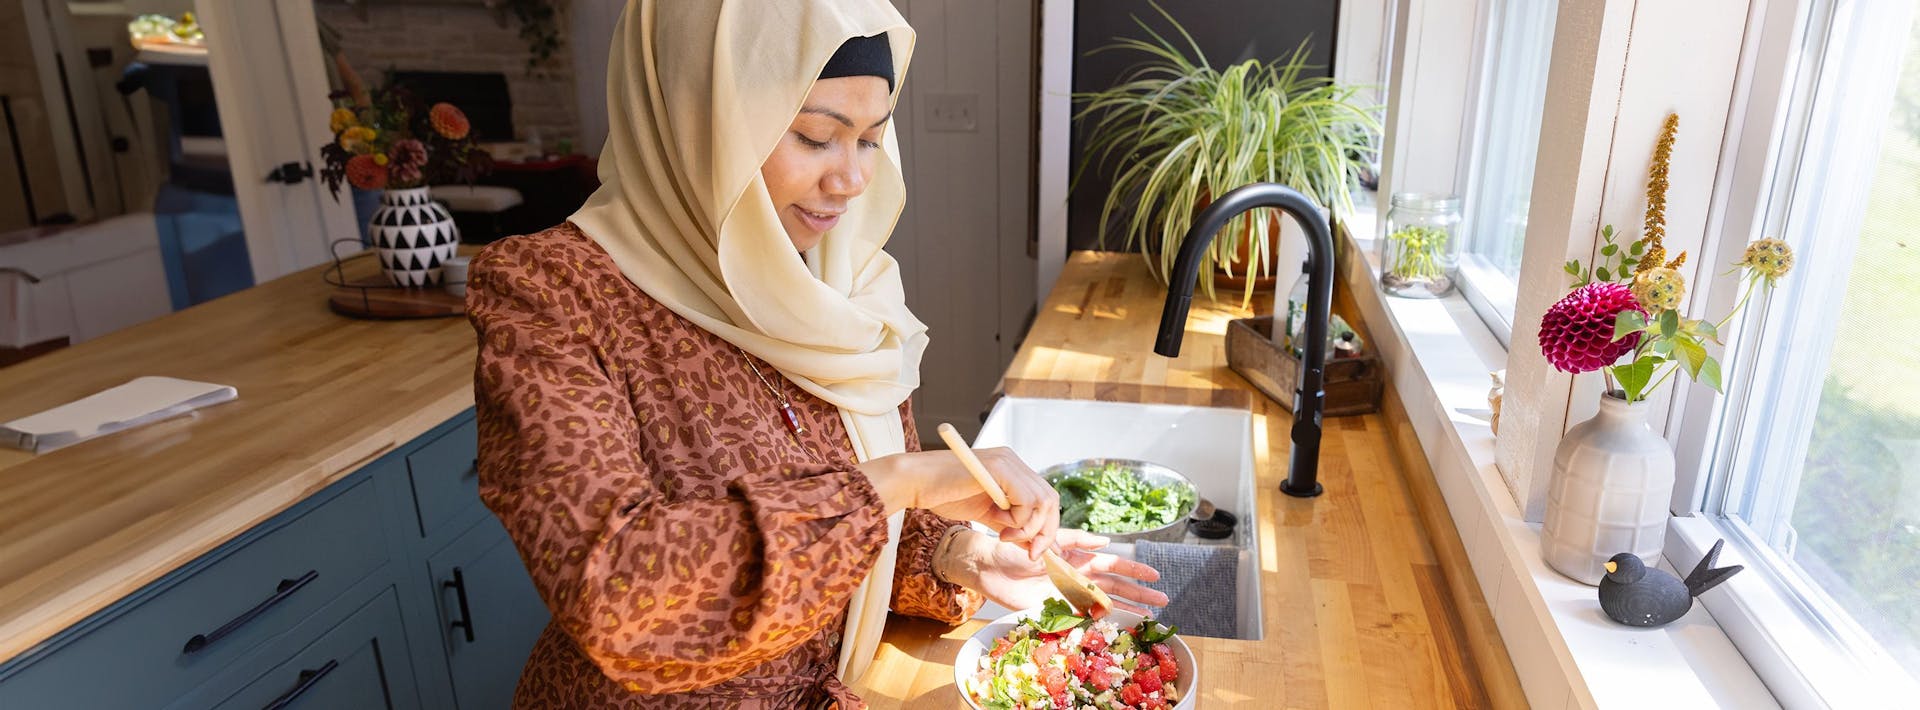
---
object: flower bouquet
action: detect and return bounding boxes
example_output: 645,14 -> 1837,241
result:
318,74 -> 492,286
1541,114 -> 1794,399
1535,113 -> 1795,584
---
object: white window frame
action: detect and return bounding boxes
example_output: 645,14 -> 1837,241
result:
1453,0 -> 1557,348
1663,0 -> 1920,705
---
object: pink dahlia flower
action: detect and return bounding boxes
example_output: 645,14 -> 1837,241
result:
1539,282 -> 1645,373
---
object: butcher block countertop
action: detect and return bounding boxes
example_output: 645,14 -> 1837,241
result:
0,246 -> 1520,708
0,252 -> 477,663
856,251 -> 1520,708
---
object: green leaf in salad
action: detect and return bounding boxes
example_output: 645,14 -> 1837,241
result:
1135,618 -> 1179,645
1002,637 -> 1039,667
1025,598 -> 1088,634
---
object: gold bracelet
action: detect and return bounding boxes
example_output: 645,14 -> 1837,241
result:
933,525 -> 970,585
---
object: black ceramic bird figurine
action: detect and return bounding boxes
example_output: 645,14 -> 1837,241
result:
1598,540 -> 1744,628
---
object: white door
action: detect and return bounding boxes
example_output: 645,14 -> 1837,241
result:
198,0 -> 360,283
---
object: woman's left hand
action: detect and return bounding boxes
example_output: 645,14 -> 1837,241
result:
941,528 -> 1170,616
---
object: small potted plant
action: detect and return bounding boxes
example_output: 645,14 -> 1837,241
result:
1535,114 -> 1796,584
1073,3 -> 1378,303
318,73 -> 492,287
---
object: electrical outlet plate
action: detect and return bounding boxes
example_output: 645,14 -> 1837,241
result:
923,92 -> 979,132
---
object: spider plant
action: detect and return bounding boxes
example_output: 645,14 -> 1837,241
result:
1073,5 -> 1379,303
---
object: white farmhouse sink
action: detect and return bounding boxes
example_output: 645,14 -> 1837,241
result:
968,397 -> 1264,640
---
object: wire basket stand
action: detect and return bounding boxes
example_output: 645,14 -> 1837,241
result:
322,238 -> 469,320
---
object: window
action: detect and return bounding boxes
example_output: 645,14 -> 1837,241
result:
1693,0 -> 1920,701
1457,0 -> 1557,345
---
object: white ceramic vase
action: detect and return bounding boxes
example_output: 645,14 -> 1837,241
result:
368,186 -> 459,287
1540,392 -> 1675,585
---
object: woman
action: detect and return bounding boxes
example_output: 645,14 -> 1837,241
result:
467,1 -> 1165,708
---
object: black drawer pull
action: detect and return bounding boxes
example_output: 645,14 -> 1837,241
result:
445,566 -> 476,643
261,659 -> 337,710
466,458 -> 479,478
183,570 -> 319,654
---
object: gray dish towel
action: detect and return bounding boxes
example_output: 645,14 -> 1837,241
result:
1134,540 -> 1240,639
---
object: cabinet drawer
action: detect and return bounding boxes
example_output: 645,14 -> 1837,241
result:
200,589 -> 415,710
0,474 -> 391,709
407,416 -> 480,537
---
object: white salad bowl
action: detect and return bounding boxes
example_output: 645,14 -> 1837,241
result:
955,607 -> 1198,709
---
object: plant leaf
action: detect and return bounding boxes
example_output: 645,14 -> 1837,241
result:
1690,318 -> 1721,344
1614,310 -> 1647,341
1598,266 -> 1612,282
1601,244 -> 1618,256
1564,260 -> 1581,276
1674,336 -> 1708,378
1659,310 -> 1681,338
1612,356 -> 1661,402
1697,357 -> 1724,392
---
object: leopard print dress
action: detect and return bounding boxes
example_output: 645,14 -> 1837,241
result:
468,224 -> 983,708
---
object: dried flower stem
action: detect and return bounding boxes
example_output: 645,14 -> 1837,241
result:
1639,113 -> 1679,275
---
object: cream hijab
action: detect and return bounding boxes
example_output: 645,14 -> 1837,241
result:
569,0 -> 922,685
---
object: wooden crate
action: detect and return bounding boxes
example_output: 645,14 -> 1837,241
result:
1225,315 -> 1384,417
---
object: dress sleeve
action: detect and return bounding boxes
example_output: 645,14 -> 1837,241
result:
887,405 -> 987,624
467,243 -> 889,694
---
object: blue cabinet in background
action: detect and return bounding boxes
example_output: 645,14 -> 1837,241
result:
0,410 -> 545,710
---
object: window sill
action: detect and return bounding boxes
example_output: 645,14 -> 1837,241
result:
1340,221 -> 1779,708
1667,516 -> 1920,708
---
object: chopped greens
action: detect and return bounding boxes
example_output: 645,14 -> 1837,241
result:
1051,463 -> 1196,534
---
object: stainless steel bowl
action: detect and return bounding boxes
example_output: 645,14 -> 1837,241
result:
1040,458 -> 1198,543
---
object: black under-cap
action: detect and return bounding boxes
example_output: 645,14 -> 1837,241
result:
818,34 -> 894,91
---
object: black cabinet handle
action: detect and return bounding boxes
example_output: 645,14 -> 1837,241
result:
466,458 -> 479,478
183,570 -> 319,654
260,659 -> 337,710
445,566 -> 476,643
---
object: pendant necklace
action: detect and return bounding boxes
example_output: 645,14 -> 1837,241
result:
739,348 -> 807,438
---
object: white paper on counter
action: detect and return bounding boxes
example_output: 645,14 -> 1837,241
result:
1,376 -> 236,453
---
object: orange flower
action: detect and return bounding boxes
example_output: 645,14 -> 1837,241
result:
429,103 -> 471,140
345,154 -> 388,190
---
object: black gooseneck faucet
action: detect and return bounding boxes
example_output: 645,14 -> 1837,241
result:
1153,183 -> 1333,498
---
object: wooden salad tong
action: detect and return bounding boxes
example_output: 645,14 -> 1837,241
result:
936,423 -> 1113,618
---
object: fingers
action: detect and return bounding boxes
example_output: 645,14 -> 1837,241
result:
1104,597 -> 1154,617
1054,528 -> 1111,551
974,508 -> 1019,535
1083,553 -> 1162,584
980,448 -> 1060,561
1093,575 -> 1170,609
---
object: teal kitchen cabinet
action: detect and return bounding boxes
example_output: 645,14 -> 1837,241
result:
425,515 -> 550,710
0,409 -> 551,710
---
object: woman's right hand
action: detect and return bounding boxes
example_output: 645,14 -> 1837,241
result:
860,448 -> 1060,559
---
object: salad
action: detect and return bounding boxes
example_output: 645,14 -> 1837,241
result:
966,600 -> 1183,710
1051,463 -> 1195,534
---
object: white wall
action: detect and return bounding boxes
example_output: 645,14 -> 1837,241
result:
891,0 -> 1037,439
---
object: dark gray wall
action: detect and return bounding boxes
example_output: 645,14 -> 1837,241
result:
1070,0 -> 1340,251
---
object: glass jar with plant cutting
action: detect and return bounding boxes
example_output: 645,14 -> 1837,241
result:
1380,193 -> 1462,297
